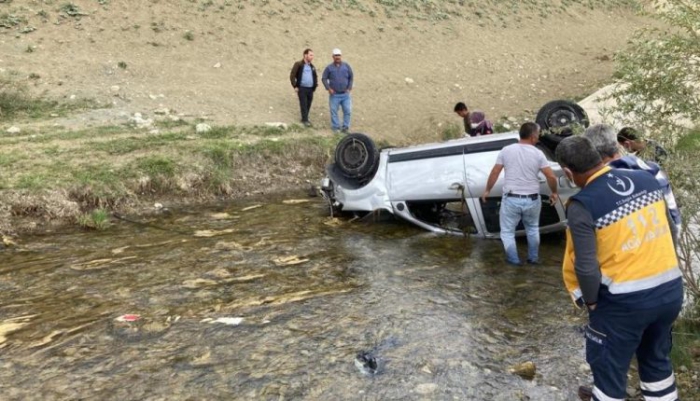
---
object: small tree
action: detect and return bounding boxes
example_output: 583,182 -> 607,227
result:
607,0 -> 700,315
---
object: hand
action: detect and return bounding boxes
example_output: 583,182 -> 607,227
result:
549,192 -> 559,205
329,89 -> 335,95
294,87 -> 298,92
481,190 -> 490,203
587,303 -> 597,311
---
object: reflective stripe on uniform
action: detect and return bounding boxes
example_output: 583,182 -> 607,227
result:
640,373 -> 675,392
642,391 -> 678,401
604,268 -> 681,294
593,386 -> 624,401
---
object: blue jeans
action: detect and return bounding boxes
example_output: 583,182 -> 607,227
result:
499,196 -> 541,264
329,92 -> 352,130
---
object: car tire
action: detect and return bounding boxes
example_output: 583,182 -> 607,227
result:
334,133 -> 379,180
536,100 -> 589,132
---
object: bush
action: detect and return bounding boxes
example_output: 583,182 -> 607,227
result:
607,0 -> 700,310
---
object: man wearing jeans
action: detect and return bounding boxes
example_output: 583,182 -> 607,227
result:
482,122 -> 559,265
321,48 -> 354,133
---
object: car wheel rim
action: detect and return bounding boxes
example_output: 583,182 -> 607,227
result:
547,108 -> 577,127
342,140 -> 368,170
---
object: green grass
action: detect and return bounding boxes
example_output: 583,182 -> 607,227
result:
0,78 -> 99,121
155,119 -> 190,129
671,317 -> 700,369
135,156 -> 177,177
676,128 -> 700,152
77,209 -> 110,230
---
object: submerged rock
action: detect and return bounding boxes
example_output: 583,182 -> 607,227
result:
508,361 -> 536,380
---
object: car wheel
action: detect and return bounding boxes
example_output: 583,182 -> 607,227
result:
536,100 -> 589,132
334,133 -> 379,180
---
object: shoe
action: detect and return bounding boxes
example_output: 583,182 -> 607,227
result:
577,386 -> 593,401
303,121 -> 312,127
341,127 -> 349,133
506,260 -> 524,267
526,259 -> 540,265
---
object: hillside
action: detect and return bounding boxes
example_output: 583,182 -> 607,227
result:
2,0 -> 649,142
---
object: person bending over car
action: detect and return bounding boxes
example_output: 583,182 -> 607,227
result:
454,102 -> 493,137
482,122 -> 559,266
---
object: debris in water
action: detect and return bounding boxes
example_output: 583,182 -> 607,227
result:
115,314 -> 141,323
282,199 -> 310,205
70,256 -> 137,271
241,204 -> 262,212
2,235 -> 18,248
508,361 -> 537,380
193,229 -> 234,237
182,278 -> 218,289
355,351 -> 378,375
324,218 -> 343,227
273,255 -> 309,266
201,317 -> 244,326
111,246 -> 129,254
0,321 -> 29,346
210,212 -> 234,219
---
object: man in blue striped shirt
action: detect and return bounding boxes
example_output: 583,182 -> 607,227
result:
322,48 -> 354,133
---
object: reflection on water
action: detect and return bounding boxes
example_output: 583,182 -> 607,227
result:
0,195 -> 593,400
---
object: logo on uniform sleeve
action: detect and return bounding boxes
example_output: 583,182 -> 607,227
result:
606,173 -> 635,197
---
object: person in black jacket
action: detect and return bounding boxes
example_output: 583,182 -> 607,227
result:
289,49 -> 318,127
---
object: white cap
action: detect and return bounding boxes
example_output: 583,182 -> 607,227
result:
332,48 -> 342,56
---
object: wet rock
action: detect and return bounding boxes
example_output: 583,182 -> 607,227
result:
508,361 -> 536,380
415,383 -> 438,394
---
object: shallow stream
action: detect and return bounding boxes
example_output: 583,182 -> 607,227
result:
0,194 -> 594,400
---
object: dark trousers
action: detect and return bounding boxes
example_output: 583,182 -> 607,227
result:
297,87 -> 314,123
585,297 -> 683,401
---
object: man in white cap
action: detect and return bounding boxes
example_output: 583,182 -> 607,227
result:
321,48 -> 354,133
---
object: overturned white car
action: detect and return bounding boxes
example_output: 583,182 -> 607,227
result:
320,100 -> 589,238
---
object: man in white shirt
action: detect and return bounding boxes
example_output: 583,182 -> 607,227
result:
482,122 -> 559,265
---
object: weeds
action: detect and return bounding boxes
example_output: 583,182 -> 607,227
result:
440,124 -> 462,141
77,209 -> 110,230
59,3 -> 83,17
183,31 -> 195,41
0,77 -> 98,120
0,13 -> 25,28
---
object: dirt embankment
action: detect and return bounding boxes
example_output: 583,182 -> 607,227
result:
0,0 -> 653,234
2,0 -> 650,140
